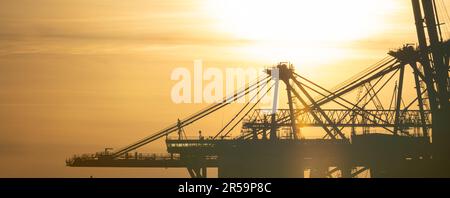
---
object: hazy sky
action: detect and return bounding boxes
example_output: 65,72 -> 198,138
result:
0,0 -> 449,177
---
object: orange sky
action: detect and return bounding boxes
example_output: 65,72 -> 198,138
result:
0,0 -> 449,177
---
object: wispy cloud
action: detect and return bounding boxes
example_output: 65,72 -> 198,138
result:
0,0 -> 252,55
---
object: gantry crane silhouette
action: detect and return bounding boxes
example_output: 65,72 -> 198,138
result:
67,0 -> 449,178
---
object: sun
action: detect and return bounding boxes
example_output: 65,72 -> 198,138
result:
204,0 -> 397,66
206,0 -> 396,42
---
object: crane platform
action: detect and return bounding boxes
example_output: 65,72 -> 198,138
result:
67,134 -> 431,177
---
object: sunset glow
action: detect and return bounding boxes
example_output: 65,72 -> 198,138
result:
0,0 -> 449,178
205,0 -> 398,65
207,0 -> 396,42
